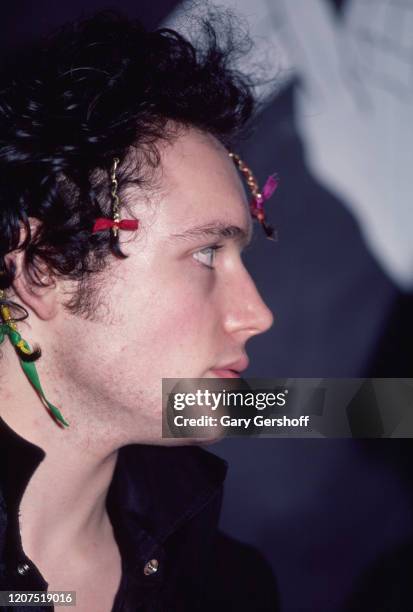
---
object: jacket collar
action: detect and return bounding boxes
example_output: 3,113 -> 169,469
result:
0,415 -> 227,566
109,442 -> 227,542
0,417 -> 45,516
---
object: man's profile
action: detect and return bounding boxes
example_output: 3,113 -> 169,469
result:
0,9 -> 278,611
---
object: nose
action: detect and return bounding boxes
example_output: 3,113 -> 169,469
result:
222,267 -> 274,340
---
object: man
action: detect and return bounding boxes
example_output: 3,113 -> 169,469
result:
0,9 -> 278,611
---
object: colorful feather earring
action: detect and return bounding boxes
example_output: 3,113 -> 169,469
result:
0,290 -> 69,428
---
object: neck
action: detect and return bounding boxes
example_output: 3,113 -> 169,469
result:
0,344 -> 120,568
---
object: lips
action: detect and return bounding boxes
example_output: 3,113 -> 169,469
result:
210,369 -> 242,379
210,355 -> 249,378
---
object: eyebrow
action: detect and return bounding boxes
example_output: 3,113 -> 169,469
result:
170,221 -> 253,248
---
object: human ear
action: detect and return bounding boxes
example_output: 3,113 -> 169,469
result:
4,220 -> 58,321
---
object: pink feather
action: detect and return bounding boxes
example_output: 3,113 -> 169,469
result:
262,175 -> 278,200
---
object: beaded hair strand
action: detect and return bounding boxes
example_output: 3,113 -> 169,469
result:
229,152 -> 278,239
92,157 -> 139,256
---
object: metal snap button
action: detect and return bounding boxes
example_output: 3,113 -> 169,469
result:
17,562 -> 30,575
143,558 -> 159,576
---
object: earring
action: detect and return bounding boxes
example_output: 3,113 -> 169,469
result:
0,289 -> 69,428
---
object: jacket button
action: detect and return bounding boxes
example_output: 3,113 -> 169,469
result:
17,562 -> 30,575
143,559 -> 159,576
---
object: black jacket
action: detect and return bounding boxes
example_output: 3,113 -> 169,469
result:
0,416 -> 278,611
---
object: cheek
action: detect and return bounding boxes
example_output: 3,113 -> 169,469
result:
125,284 -> 218,377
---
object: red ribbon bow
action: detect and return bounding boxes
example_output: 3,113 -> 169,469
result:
92,218 -> 139,233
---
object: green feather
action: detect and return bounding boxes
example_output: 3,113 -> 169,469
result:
0,323 -> 69,428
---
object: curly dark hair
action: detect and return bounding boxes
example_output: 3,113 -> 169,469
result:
0,8 -> 254,317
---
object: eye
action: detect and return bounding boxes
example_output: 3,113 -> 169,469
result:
192,245 -> 223,269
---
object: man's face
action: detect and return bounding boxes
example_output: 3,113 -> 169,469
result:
56,128 -> 273,444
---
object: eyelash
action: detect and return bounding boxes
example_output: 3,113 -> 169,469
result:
192,244 -> 224,270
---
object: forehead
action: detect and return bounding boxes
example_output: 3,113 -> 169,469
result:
152,128 -> 252,241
